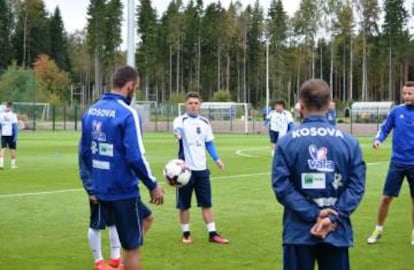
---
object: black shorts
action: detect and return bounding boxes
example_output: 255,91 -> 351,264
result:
1,136 -> 16,149
93,198 -> 152,249
383,162 -> 414,197
269,130 -> 279,144
176,169 -> 212,210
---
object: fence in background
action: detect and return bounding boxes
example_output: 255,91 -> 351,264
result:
14,103 -> 388,137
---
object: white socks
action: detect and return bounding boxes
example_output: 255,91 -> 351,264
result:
0,158 -> 3,167
375,225 -> 383,231
181,224 -> 190,232
88,228 -> 103,262
206,222 -> 216,232
108,226 -> 121,259
88,227 -> 121,262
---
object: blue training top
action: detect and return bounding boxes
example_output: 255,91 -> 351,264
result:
79,93 -> 158,201
272,115 -> 366,247
375,104 -> 414,165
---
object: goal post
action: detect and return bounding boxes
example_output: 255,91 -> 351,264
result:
178,102 -> 251,134
12,102 -> 50,121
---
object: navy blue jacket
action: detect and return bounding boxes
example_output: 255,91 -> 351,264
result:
79,93 -> 158,201
272,115 -> 366,247
375,104 -> 414,165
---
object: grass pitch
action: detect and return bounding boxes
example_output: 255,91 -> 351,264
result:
0,132 -> 413,270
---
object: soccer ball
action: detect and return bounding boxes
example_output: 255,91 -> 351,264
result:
163,159 -> 191,187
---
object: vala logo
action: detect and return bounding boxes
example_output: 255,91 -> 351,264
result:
91,120 -> 107,141
308,144 -> 334,172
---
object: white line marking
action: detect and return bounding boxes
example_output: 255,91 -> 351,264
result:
0,172 -> 270,199
235,149 -> 259,158
0,188 -> 82,199
0,162 -> 386,199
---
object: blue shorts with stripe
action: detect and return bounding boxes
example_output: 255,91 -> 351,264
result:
176,169 -> 212,210
383,162 -> 414,197
92,198 -> 152,249
283,244 -> 349,270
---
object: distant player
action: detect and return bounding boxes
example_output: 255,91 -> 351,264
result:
173,92 -> 229,245
367,81 -> 414,245
264,101 -> 294,156
326,102 -> 336,126
0,101 -> 18,169
272,79 -> 366,270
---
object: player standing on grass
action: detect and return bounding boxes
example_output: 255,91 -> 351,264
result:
173,92 -> 229,245
79,154 -> 124,270
272,79 -> 366,270
79,66 -> 164,270
0,101 -> 18,169
326,102 -> 336,126
367,81 -> 414,245
263,101 -> 294,156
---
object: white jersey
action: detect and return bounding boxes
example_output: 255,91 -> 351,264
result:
267,109 -> 293,137
0,110 -> 18,136
173,113 -> 214,171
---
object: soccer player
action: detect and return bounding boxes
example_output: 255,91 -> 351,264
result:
79,154 -> 124,270
367,81 -> 414,245
272,79 -> 366,270
0,101 -> 18,169
264,100 -> 294,156
79,66 -> 164,270
173,92 -> 229,245
326,102 -> 336,126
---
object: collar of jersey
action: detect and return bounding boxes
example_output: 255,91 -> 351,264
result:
302,114 -> 328,123
102,92 -> 131,105
186,113 -> 199,118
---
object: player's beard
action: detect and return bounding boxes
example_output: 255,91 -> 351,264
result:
127,87 -> 134,101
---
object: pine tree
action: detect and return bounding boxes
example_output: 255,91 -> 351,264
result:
0,0 -> 13,69
50,7 -> 69,70
382,0 -> 409,101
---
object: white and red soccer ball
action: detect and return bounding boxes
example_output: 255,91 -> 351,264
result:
163,159 -> 191,187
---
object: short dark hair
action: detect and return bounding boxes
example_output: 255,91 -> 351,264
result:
112,66 -> 138,89
6,101 -> 13,108
185,92 -> 201,101
404,81 -> 414,87
274,100 -> 285,107
299,79 -> 331,111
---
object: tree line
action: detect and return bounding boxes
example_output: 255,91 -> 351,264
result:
0,0 -> 413,107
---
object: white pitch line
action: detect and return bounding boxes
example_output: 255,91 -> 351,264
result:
0,172 -> 270,199
0,162 -> 385,199
235,149 -> 259,158
0,188 -> 83,199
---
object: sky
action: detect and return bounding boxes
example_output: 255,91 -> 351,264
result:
43,0 -> 300,48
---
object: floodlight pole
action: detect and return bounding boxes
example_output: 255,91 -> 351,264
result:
127,0 -> 136,103
127,0 -> 135,67
266,39 -> 270,115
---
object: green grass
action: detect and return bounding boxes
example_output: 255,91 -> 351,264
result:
0,132 -> 413,270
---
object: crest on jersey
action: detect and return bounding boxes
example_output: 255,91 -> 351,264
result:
196,127 -> 201,134
91,120 -> 107,141
307,144 -> 334,172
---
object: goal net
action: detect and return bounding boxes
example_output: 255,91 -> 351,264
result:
178,102 -> 251,134
12,102 -> 50,121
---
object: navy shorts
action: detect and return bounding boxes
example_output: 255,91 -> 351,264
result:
1,136 -> 16,149
283,244 -> 349,270
98,198 -> 152,250
383,163 -> 414,197
176,169 -> 212,210
269,130 -> 279,144
89,200 -> 115,229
